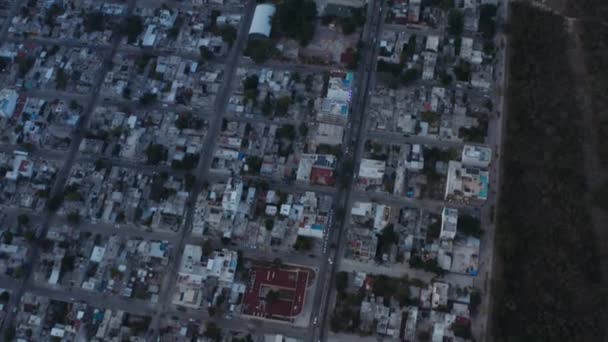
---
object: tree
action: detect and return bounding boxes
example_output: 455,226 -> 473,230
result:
402,68 -> 421,85
61,255 -> 76,272
335,271 -> 348,293
0,291 -> 9,303
261,93 -> 274,116
204,322 -> 222,341
478,4 -> 498,39
3,231 -> 13,245
453,61 -> 471,81
273,0 -> 318,46
293,236 -> 313,251
55,68 -> 68,90
4,324 -> 15,342
245,156 -> 262,174
17,214 -> 30,227
18,57 -> 35,77
276,124 -> 296,140
120,15 -> 144,44
265,219 -> 274,231
299,123 -> 309,137
339,16 -> 357,35
219,25 -> 237,45
275,96 -> 291,116
199,45 -> 213,61
243,75 -> 259,91
265,289 -> 280,303
245,39 -> 276,63
139,92 -> 158,106
202,239 -> 213,257
47,195 -> 63,212
83,11 -> 106,32
67,212 -> 81,225
145,144 -> 167,165
448,9 -> 464,36
457,214 -> 483,237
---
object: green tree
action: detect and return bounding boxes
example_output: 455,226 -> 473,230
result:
120,15 -> 144,44
83,11 -> 106,32
457,214 -> 483,237
139,92 -> 158,106
402,68 -> 421,85
4,324 -> 15,342
17,214 -> 30,227
448,9 -> 464,36
67,212 -> 81,225
199,45 -> 213,61
145,144 -> 167,165
265,219 -> 274,231
47,195 -> 64,212
335,271 -> 348,293
55,68 -> 68,90
275,96 -> 291,116
3,231 -> 13,244
219,25 -> 237,45
273,0 -> 318,46
265,289 -> 280,303
204,322 -> 222,341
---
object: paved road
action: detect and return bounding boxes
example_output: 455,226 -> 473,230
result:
471,0 -> 510,340
314,1 -> 386,341
148,1 -> 257,339
366,130 -> 465,149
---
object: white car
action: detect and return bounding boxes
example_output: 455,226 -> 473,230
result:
328,258 -> 333,265
313,316 -> 318,325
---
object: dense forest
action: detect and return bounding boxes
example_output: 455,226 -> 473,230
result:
493,2 -> 607,341
571,1 -> 608,164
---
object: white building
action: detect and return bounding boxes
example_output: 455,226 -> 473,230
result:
445,161 -> 489,201
440,207 -> 458,240
358,159 -> 386,180
0,88 -> 18,118
249,4 -> 276,38
461,144 -> 492,168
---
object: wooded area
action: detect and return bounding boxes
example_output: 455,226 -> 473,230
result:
493,3 -> 607,341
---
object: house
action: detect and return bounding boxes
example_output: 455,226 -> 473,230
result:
440,207 -> 458,240
296,154 -> 337,185
0,88 -> 18,118
461,144 -> 492,168
445,160 -> 489,201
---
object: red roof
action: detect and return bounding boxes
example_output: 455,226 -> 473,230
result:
310,167 -> 335,186
242,266 -> 312,320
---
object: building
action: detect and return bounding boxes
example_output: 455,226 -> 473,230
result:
313,123 -> 344,146
440,207 -> 458,240
249,4 -> 276,38
405,144 -> 424,171
0,88 -> 18,118
461,145 -> 492,168
431,282 -> 449,309
445,161 -> 489,201
173,246 -> 238,308
296,154 -> 336,185
408,0 -> 422,22
358,158 -> 386,180
5,151 -> 34,181
322,0 -> 367,17
317,72 -> 354,124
